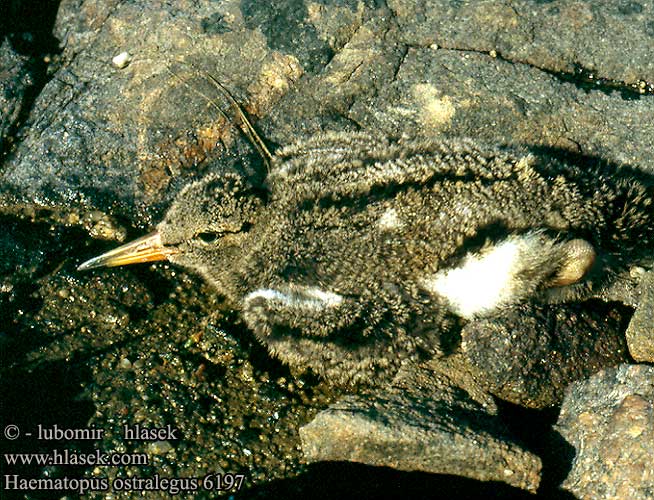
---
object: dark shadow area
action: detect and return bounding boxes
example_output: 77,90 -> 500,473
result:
0,214 -> 98,359
235,461 -> 572,500
0,361 -> 95,499
1,0 -> 62,159
241,0 -> 334,73
496,400 -> 576,499
490,50 -> 654,100
2,0 -> 61,56
562,63 -> 654,100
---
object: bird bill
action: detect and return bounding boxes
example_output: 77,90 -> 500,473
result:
77,231 -> 177,270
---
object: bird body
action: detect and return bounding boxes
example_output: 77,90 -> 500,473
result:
79,132 -> 654,385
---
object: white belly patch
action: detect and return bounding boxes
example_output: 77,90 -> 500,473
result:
421,233 -> 545,318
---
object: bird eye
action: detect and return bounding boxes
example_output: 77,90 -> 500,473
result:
194,222 -> 252,245
196,232 -> 220,244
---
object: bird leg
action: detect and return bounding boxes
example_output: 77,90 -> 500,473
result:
424,232 -> 597,319
548,239 -> 596,287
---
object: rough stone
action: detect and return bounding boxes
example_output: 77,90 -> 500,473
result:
300,357 -> 542,493
0,39 -> 33,152
340,47 -> 654,172
388,0 -> 654,87
625,269 -> 654,361
1,0 -> 320,225
556,364 -> 654,500
461,301 -> 632,408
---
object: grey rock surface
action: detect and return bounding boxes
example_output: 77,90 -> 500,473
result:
2,0 -> 654,225
625,269 -> 654,361
3,0 -> 277,225
461,302 -> 632,408
556,364 -> 654,500
389,0 -> 654,86
0,40 -> 33,151
1,0 -> 653,496
342,46 -> 654,170
301,357 -> 542,492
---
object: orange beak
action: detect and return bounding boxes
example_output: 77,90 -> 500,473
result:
77,231 -> 178,271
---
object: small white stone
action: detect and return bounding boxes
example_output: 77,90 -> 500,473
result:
630,266 -> 646,278
148,440 -> 173,455
112,51 -> 131,69
118,358 -> 132,370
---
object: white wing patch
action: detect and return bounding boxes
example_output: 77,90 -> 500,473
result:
422,233 -> 543,318
245,286 -> 343,311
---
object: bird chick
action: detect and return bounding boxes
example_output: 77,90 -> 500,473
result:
78,132 -> 654,385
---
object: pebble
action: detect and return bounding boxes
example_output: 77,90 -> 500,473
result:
111,51 -> 131,69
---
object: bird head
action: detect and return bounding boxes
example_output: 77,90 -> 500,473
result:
78,172 -> 265,297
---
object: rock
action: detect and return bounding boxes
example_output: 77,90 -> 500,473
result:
625,269 -> 654,361
389,0 -> 654,87
338,46 -> 654,172
461,302 -> 632,408
300,357 -> 542,493
0,39 -> 33,151
2,0 -> 653,496
266,3 -> 654,176
556,364 -> 654,500
3,0 -> 654,227
0,0 -> 345,225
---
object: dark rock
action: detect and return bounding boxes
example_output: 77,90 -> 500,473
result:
625,269 -> 654,361
241,0 -> 334,73
3,247 -> 337,490
388,0 -> 654,86
556,364 -> 654,499
0,40 -> 33,153
461,301 -> 632,408
1,0 -> 653,496
2,0 -> 318,225
261,13 -> 405,140
300,357 -> 542,492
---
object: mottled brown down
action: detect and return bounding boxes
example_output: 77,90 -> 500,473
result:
93,132 -> 654,385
